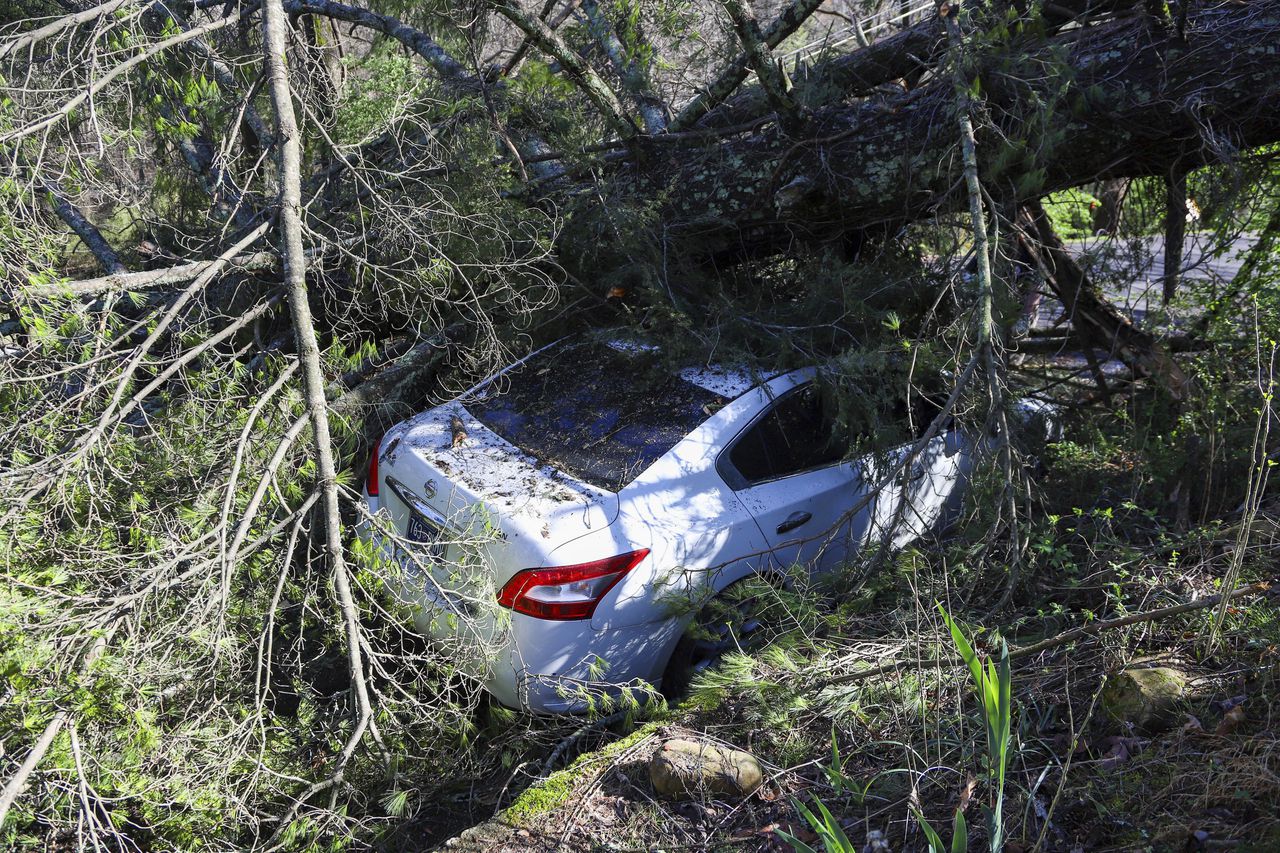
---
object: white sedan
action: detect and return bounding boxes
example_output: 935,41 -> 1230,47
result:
361,337 -> 992,713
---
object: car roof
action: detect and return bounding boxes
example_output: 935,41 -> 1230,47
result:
598,338 -> 764,400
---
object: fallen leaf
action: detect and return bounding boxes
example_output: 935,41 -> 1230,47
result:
764,821 -> 817,844
755,782 -> 781,802
449,414 -> 468,448
957,773 -> 978,813
1219,694 -> 1247,712
1216,704 -> 1245,737
1099,736 -> 1143,771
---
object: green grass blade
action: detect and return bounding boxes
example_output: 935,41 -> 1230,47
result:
938,602 -> 983,688
813,796 -> 854,850
773,826 -> 819,853
951,809 -> 968,853
912,808 -> 946,853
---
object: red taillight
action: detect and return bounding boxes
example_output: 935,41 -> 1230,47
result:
366,437 -> 381,497
497,549 -> 650,621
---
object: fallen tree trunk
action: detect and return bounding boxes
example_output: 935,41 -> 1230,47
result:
694,0 -> 1141,133
634,1 -> 1280,262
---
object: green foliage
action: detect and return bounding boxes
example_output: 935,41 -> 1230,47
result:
776,796 -> 856,853
1042,187 -> 1101,238
937,605 -> 1011,852
333,43 -> 425,145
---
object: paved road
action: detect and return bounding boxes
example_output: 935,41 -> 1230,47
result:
1028,233 -> 1258,331
1068,233 -> 1255,284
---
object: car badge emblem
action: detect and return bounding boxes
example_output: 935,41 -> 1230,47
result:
423,479 -> 438,500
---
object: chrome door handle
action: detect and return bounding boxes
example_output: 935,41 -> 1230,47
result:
776,511 -> 812,535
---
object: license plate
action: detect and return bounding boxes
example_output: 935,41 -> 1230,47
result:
400,514 -> 472,614
406,511 -> 446,561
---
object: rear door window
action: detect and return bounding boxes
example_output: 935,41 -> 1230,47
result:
467,341 -> 723,492
724,384 -> 846,486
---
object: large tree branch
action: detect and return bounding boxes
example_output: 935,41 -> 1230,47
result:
579,0 -> 666,133
720,0 -> 801,130
40,178 -> 126,275
1017,200 -> 1195,401
501,0 -> 565,76
489,0 -> 636,138
283,0 -> 469,81
262,0 -> 374,809
22,250 -> 283,300
669,0 -> 827,132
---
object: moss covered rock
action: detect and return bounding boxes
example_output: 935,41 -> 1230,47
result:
648,738 -> 763,800
1101,666 -> 1188,731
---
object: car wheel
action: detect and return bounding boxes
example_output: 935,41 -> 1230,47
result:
660,579 -> 770,699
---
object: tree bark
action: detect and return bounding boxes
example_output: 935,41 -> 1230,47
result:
41,178 -> 126,275
670,0 -> 828,131
261,0 -> 373,782
720,0 -> 801,130
579,0 -> 666,134
284,0 -> 469,81
635,1 -> 1280,262
489,0 -> 636,138
1163,167 -> 1187,305
1092,178 -> 1128,235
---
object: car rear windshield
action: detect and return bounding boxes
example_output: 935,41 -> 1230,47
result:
466,341 -> 723,492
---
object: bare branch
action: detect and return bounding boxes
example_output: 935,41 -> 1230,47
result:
669,0 -> 826,132
489,0 -> 636,138
262,0 -> 374,813
0,0 -> 134,61
0,7 -> 247,144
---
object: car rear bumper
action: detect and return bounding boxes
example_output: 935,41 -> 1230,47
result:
359,515 -> 680,713
492,613 -> 683,713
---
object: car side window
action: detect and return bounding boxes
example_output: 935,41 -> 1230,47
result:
728,385 -> 844,486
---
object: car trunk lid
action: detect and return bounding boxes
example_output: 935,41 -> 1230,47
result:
376,401 -> 620,593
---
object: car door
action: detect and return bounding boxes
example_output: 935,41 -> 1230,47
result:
717,380 -> 878,576
872,429 -> 969,550
859,383 -> 971,550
